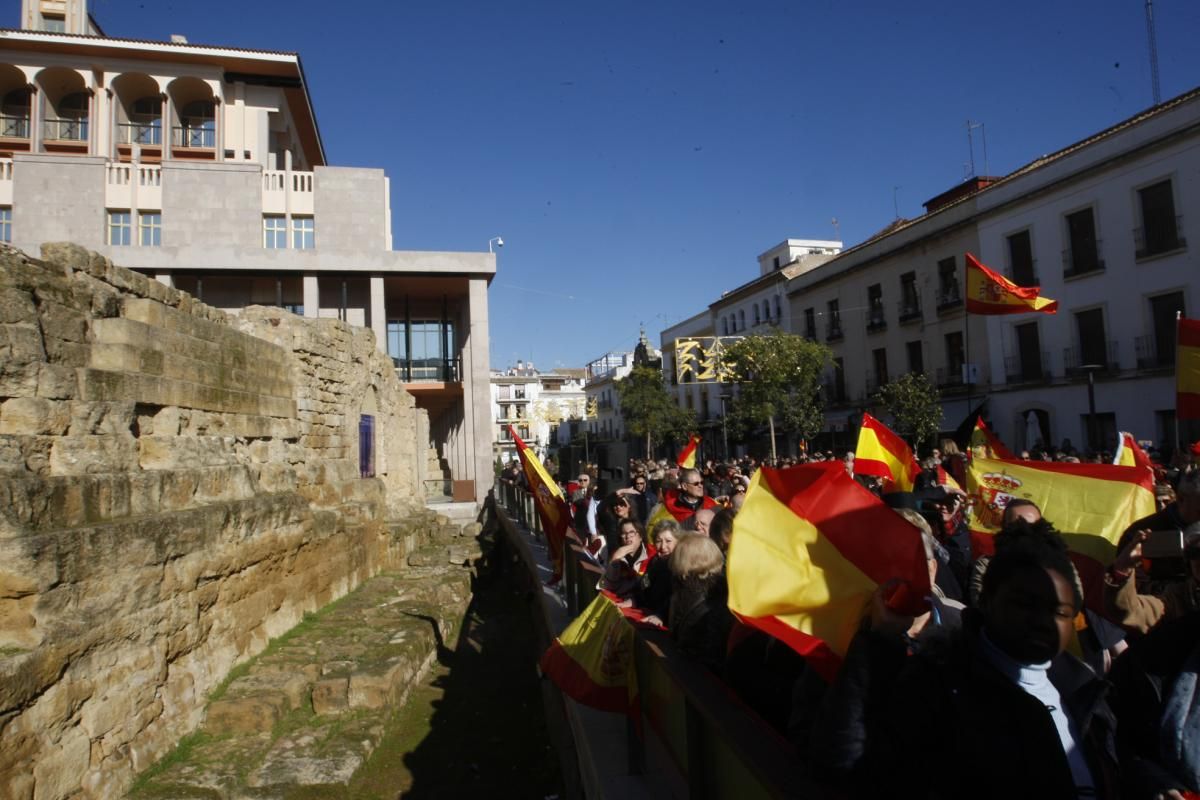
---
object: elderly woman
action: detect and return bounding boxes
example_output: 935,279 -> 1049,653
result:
599,519 -> 653,601
669,533 -> 732,673
636,518 -> 681,625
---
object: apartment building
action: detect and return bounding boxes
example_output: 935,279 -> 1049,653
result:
660,86 -> 1199,456
1,0 -> 496,499
491,362 -> 586,462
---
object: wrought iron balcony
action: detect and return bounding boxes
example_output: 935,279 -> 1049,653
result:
1009,260 -> 1038,288
1135,335 -> 1174,370
172,124 -> 215,149
117,121 -> 163,146
1135,215 -> 1187,259
44,116 -> 88,141
1063,341 -> 1119,376
866,308 -> 886,333
936,366 -> 965,389
0,114 -> 30,139
897,298 -> 922,323
1062,241 -> 1104,278
936,283 -> 962,312
825,320 -> 843,342
821,377 -> 848,405
1004,352 -> 1050,384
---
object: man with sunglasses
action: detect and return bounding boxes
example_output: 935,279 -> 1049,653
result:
617,474 -> 657,523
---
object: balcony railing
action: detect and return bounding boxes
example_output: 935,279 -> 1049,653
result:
1135,335 -> 1174,370
0,114 -> 30,139
821,377 -> 848,404
866,307 -> 886,332
897,298 -> 921,323
865,376 -> 886,396
263,170 -> 315,193
0,158 -> 12,181
1009,260 -> 1038,287
825,320 -> 843,342
1062,241 -> 1104,278
116,121 -> 163,146
1004,352 -> 1050,384
393,355 -> 462,383
804,325 -> 817,341
936,366 -> 965,389
1063,341 -> 1119,375
1135,215 -> 1187,259
44,116 -> 88,141
171,124 -> 215,149
936,283 -> 962,311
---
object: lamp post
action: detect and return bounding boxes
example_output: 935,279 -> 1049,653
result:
719,391 -> 732,460
1081,364 -> 1103,454
488,236 -> 504,253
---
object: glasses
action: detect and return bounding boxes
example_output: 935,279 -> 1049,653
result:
685,480 -> 703,486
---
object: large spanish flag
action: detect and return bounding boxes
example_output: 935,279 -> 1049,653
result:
967,456 -> 1155,608
510,426 -> 570,579
1177,317 -> 1200,419
965,253 -> 1058,315
676,433 -> 701,468
727,464 -> 931,680
854,413 -> 920,493
539,594 -> 637,714
969,416 -> 1015,460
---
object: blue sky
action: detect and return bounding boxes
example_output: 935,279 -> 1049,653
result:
84,0 -> 1200,369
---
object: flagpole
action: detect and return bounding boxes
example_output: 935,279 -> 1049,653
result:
963,253 -> 972,443
1176,309 -> 1182,456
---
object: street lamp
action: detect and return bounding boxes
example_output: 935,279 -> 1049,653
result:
488,236 -> 504,253
1080,364 -> 1104,454
719,391 -> 733,460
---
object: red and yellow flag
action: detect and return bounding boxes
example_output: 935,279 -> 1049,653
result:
965,253 -> 1058,315
510,426 -> 569,578
969,416 -> 1015,460
967,456 -> 1155,608
539,594 -> 638,714
854,413 -> 920,492
1177,317 -> 1200,420
727,464 -> 931,680
676,433 -> 701,468
1113,432 -> 1153,473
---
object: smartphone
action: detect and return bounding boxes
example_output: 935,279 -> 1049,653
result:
1142,529 -> 1185,559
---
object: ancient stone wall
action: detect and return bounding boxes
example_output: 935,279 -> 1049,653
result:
0,243 -> 432,799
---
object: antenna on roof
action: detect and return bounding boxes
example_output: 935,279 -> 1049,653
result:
831,217 -> 840,241
966,120 -> 988,177
1145,0 -> 1162,105
892,187 -> 901,220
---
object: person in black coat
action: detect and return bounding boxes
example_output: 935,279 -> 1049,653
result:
667,533 -> 732,674
813,523 -> 1119,799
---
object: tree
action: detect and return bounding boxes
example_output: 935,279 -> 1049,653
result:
723,331 -> 830,460
876,372 -> 943,453
617,365 -> 696,459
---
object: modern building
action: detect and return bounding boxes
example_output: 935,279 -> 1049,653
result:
1,0 -> 496,499
659,86 -> 1200,457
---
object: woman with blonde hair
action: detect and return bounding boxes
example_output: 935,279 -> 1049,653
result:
669,533 -> 732,672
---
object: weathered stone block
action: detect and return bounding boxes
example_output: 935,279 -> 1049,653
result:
39,301 -> 88,343
0,398 -> 70,435
311,677 -> 349,716
67,401 -> 134,436
0,288 -> 36,325
36,364 -> 78,400
205,693 -> 287,734
48,435 -> 138,476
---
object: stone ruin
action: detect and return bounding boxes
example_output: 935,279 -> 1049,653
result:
0,242 -> 469,798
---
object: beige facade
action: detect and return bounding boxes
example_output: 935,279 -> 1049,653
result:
1,0 -> 496,500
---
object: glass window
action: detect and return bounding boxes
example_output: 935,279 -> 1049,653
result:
0,207 -> 10,243
386,320 -> 407,365
263,215 -> 286,248
41,14 -> 66,32
138,212 -> 161,246
107,210 -> 131,246
291,216 -> 314,250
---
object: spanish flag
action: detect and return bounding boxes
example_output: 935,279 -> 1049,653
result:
969,416 -> 1015,460
965,253 -> 1058,315
967,456 -> 1155,608
539,594 -> 637,714
854,413 -> 920,492
676,433 -> 701,468
1112,432 -> 1153,473
510,426 -> 569,579
727,464 -> 931,680
1177,317 -> 1200,420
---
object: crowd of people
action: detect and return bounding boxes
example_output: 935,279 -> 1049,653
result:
524,445 -> 1200,800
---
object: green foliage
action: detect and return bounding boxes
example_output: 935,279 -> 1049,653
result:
876,372 -> 943,449
616,365 -> 696,457
724,331 -> 831,443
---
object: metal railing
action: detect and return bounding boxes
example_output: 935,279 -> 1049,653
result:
394,355 -> 463,383
1009,260 -> 1038,287
821,377 -> 848,404
171,124 -> 215,148
116,121 -> 163,145
1061,240 -> 1104,278
936,366 -> 965,388
936,283 -> 962,311
1004,352 -> 1050,383
1135,215 -> 1187,258
1063,341 -> 1119,375
0,114 -> 30,139
825,320 -> 843,342
866,307 -> 886,332
44,116 -> 88,141
1135,335 -> 1174,370
897,298 -> 921,323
